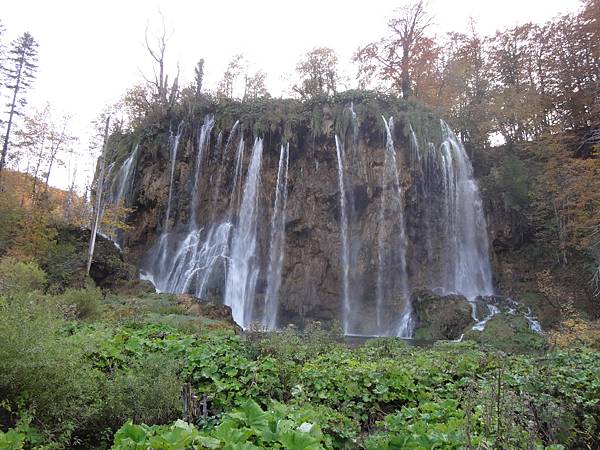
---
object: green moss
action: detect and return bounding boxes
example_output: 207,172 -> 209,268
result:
465,314 -> 546,353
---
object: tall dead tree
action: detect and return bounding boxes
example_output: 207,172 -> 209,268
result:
86,117 -> 110,275
142,13 -> 179,108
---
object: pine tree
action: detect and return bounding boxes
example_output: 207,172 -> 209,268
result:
0,21 -> 6,135
194,59 -> 204,97
0,32 -> 38,180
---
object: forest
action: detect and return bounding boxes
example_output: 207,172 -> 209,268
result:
0,1 -> 599,449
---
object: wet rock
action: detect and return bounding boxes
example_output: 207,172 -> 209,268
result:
464,313 -> 546,353
412,290 -> 473,340
175,294 -> 241,332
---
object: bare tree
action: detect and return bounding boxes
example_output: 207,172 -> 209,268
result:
87,117 -> 110,275
355,1 -> 433,98
141,12 -> 179,108
44,115 -> 77,194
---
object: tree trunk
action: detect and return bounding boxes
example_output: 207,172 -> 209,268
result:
86,117 -> 110,275
0,57 -> 24,184
401,44 -> 411,99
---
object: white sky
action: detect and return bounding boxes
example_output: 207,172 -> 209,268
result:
2,0 -> 581,190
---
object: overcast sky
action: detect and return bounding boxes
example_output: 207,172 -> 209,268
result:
2,0 -> 581,190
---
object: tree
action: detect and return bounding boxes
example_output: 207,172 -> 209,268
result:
15,105 -> 50,204
87,117 -> 110,275
14,105 -> 76,205
244,70 -> 269,101
293,47 -> 339,98
0,32 -> 38,181
217,54 -> 245,100
355,1 -> 433,98
0,20 -> 5,87
43,114 -> 76,194
142,13 -> 179,109
437,23 -> 493,151
194,59 -> 205,97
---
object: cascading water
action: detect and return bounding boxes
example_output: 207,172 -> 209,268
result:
335,135 -> 352,334
263,143 -> 290,330
377,117 -> 413,337
144,116 -> 229,300
439,121 -> 494,300
110,143 -> 139,207
224,138 -> 264,328
136,105 -> 508,336
190,115 -> 215,224
229,137 -> 245,215
211,120 -> 240,219
409,120 -> 495,329
165,122 -> 183,230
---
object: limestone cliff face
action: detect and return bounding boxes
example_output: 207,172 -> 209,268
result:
106,94 -> 492,333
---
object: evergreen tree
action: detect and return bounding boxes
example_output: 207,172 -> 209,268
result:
0,21 -> 6,132
194,58 -> 204,97
0,32 -> 39,179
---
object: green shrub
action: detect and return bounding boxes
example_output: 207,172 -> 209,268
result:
0,257 -> 47,299
0,301 -> 104,441
110,399 -> 329,450
44,240 -> 86,293
102,353 -> 184,429
55,286 -> 103,320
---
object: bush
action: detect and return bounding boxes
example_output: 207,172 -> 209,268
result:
0,191 -> 24,257
102,353 -> 184,429
44,240 -> 86,293
0,301 -> 103,441
55,286 -> 103,320
0,257 -> 47,299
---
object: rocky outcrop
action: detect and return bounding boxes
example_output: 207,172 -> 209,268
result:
175,294 -> 240,332
412,290 -> 474,340
465,314 -> 546,353
47,224 -> 137,292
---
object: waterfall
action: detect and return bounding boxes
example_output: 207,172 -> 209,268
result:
190,115 -> 215,225
229,136 -> 245,215
263,143 -> 290,330
377,117 -> 413,337
165,121 -> 183,230
334,135 -> 352,334
145,118 -> 233,301
111,143 -> 139,207
407,120 -> 494,329
224,138 -> 264,328
211,120 -> 240,217
138,108 -> 497,335
439,120 -> 494,299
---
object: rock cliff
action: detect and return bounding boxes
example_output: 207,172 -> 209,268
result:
102,93 -> 497,336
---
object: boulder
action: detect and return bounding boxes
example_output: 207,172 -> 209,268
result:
412,289 -> 474,340
464,314 -> 546,353
175,294 -> 241,332
45,224 -> 137,292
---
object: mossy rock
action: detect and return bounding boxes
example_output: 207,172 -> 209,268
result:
45,224 -> 138,292
464,313 -> 546,353
412,290 -> 473,340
